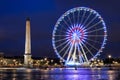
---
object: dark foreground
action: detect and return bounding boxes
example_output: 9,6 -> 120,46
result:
0,67 -> 120,80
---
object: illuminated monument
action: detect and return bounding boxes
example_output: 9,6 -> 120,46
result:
52,7 -> 107,66
24,17 -> 32,67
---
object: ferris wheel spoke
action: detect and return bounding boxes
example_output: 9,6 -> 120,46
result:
72,43 -> 77,62
56,29 -> 67,34
77,44 -> 84,63
58,41 -> 71,55
82,11 -> 92,27
77,10 -> 80,24
81,42 -> 94,57
86,27 -> 104,34
80,10 -> 86,26
84,37 -> 102,44
56,40 -> 69,49
59,23 -> 68,31
86,20 -> 102,31
62,43 -> 71,59
67,14 -> 73,26
63,18 -> 71,28
83,40 -> 99,51
84,14 -> 98,28
54,35 -> 67,37
78,42 -> 89,62
66,43 -> 74,62
86,34 -> 105,37
55,37 -> 68,43
72,11 -> 75,24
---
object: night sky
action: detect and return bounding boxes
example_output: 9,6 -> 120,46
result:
0,0 -> 120,58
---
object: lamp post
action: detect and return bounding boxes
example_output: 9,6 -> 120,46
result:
108,55 -> 112,67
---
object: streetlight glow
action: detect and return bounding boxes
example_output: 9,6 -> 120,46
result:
108,55 -> 112,58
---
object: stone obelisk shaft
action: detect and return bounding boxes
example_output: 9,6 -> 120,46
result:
24,18 -> 32,67
25,18 -> 31,54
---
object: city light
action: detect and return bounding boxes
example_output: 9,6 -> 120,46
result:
108,55 -> 112,59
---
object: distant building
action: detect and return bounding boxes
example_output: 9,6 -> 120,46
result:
0,52 -> 4,59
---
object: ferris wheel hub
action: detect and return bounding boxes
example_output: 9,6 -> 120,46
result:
67,25 -> 86,44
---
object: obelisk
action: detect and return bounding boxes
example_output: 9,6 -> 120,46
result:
24,17 -> 32,67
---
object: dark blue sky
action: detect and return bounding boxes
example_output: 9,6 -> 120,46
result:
0,0 -> 120,58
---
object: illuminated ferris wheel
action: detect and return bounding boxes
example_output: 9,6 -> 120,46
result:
52,7 -> 107,66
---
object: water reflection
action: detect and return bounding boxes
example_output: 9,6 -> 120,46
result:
0,68 -> 120,80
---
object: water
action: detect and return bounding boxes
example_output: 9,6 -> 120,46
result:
0,67 -> 120,80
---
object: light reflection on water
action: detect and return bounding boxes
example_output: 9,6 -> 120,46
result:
0,68 -> 120,80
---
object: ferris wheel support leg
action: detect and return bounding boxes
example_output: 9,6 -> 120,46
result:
78,45 -> 83,64
79,42 -> 89,63
66,44 -> 74,64
72,43 -> 77,64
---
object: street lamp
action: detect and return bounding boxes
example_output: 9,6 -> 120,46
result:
108,55 -> 112,67
108,55 -> 112,59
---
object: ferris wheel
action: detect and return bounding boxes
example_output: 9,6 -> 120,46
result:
52,7 -> 107,66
